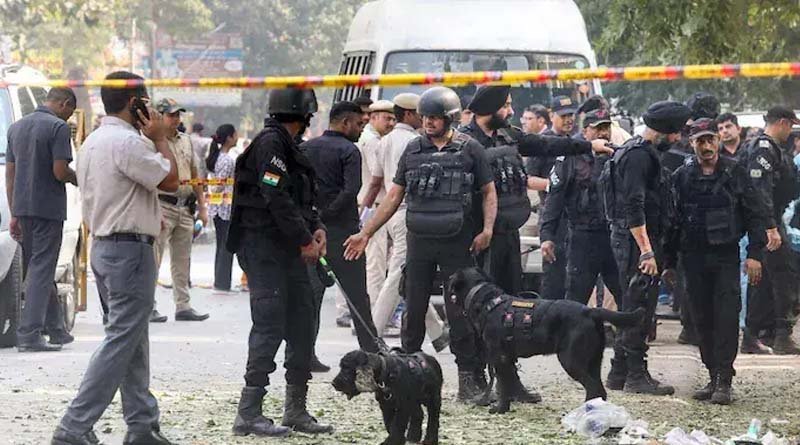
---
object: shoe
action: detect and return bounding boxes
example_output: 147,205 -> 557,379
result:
149,310 -> 168,323
51,428 -> 102,445
175,309 -> 210,322
233,387 -> 291,437
509,366 -> 542,403
606,356 -> 627,391
692,370 -> 717,401
212,287 -> 235,294
18,335 -> 62,352
48,331 -> 75,345
623,355 -> 674,396
310,355 -> 331,373
431,328 -> 450,353
122,429 -> 173,445
772,329 -> 800,355
710,372 -> 733,405
471,368 -> 496,406
282,384 -> 334,434
677,327 -> 699,346
456,371 -> 484,404
336,313 -> 352,328
740,330 -> 773,354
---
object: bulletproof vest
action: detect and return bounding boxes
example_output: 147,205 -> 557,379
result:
600,136 -> 672,232
675,159 -> 742,247
404,133 -> 475,237
749,136 -> 800,215
232,130 -> 317,224
567,154 -> 608,230
485,143 -> 531,231
660,140 -> 691,174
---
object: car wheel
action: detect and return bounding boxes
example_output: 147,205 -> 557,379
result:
0,247 -> 22,348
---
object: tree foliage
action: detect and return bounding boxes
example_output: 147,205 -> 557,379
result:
576,0 -> 800,114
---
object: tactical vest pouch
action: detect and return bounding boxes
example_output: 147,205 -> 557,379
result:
599,156 -> 617,223
487,145 -> 531,231
705,209 -> 734,245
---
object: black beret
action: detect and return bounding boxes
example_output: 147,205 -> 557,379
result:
643,101 -> 692,134
468,85 -> 510,115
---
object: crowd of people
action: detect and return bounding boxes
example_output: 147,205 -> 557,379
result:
5,68 -> 800,444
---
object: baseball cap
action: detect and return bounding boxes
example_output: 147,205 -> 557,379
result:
688,118 -> 717,140
550,96 -> 577,116
155,98 -> 186,114
765,106 -> 800,125
582,109 -> 613,129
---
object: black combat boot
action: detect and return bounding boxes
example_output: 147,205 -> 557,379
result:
509,366 -> 542,403
677,326 -> 699,345
232,387 -> 291,437
740,329 -> 773,354
457,371 -> 483,403
772,328 -> 800,355
281,384 -> 333,434
606,356 -> 627,391
692,370 -> 717,401
623,354 -> 675,396
711,371 -> 733,405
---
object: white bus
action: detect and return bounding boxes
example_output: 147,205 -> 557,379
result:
335,0 -> 601,115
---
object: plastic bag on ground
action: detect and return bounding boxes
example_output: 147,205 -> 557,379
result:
664,427 -> 718,445
561,397 -> 631,439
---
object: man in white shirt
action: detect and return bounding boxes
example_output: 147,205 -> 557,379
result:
53,71 -> 180,445
361,93 -> 449,351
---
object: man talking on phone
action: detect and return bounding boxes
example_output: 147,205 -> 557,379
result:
52,71 -> 180,445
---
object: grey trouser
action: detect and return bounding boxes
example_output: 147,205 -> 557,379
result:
59,239 -> 160,435
17,216 -> 65,342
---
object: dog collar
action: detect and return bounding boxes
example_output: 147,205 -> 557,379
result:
464,282 -> 490,312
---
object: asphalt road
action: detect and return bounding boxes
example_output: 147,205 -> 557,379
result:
1,241 -> 799,445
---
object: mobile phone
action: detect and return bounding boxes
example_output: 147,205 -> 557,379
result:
131,97 -> 150,125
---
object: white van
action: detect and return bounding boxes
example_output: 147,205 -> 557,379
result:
336,0 -> 600,290
0,64 -> 84,347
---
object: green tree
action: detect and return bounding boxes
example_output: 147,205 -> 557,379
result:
576,0 -> 800,114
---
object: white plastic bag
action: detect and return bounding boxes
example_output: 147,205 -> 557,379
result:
561,398 -> 631,439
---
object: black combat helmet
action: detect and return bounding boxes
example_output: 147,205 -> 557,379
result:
418,86 -> 462,122
267,88 -> 318,116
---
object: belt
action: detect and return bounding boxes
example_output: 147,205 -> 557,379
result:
159,194 -> 191,207
95,233 -> 155,245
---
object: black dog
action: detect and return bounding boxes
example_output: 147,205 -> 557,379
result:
449,267 -> 645,414
332,349 -> 443,445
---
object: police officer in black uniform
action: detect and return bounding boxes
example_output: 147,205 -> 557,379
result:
227,88 -> 332,437
663,118 -> 767,405
344,86 -> 499,403
541,109 -> 623,305
743,106 -> 800,355
602,100 -> 691,395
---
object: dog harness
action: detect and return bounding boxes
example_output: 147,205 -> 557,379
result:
376,350 -> 435,399
463,282 -> 545,351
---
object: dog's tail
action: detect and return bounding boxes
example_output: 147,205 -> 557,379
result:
589,307 -> 645,328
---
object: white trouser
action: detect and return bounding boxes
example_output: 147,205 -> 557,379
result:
366,223 -> 390,305
372,209 -> 445,341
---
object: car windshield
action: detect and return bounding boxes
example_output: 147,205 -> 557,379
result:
380,51 -> 594,126
0,89 -> 13,164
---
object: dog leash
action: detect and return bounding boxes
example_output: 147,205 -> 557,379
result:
319,257 -> 390,353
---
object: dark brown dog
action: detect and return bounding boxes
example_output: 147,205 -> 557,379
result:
449,267 -> 645,414
332,349 -> 443,445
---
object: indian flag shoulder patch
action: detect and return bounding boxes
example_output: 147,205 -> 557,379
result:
262,172 -> 281,187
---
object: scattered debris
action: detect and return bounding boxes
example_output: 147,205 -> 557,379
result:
562,398 -> 631,439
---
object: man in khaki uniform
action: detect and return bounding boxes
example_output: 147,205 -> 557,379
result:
151,98 -> 209,322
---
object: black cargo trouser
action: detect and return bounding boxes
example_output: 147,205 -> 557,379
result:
541,219 -> 568,300
478,229 -> 522,294
566,228 -> 623,305
236,230 -> 315,387
324,223 -> 380,353
681,246 -> 741,375
610,225 -> 660,359
306,262 -> 326,355
746,233 -> 800,333
404,229 -> 484,372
